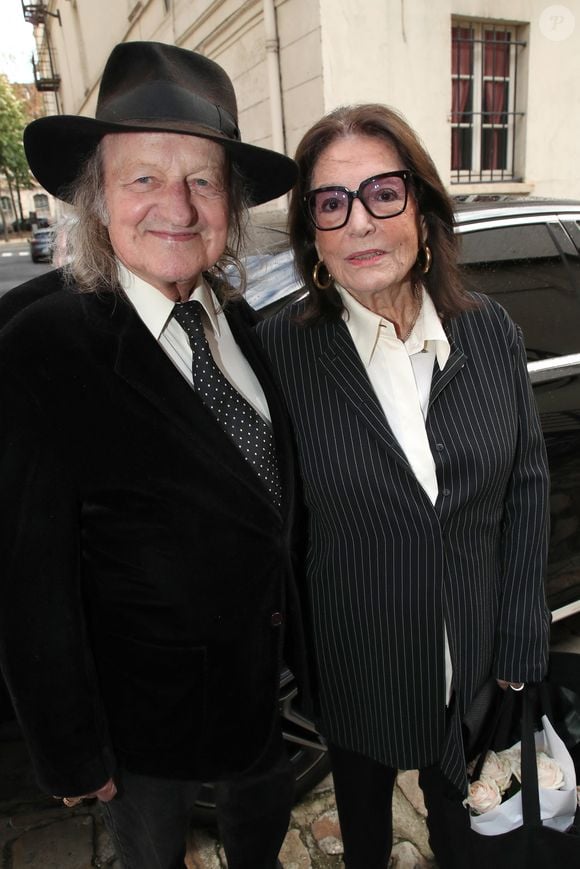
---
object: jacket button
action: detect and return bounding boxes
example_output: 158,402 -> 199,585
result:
436,443 -> 444,451
271,612 -> 283,626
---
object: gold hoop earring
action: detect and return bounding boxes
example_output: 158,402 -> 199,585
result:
312,260 -> 334,290
419,244 -> 432,274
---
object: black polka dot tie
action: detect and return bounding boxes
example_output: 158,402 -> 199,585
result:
173,300 -> 282,508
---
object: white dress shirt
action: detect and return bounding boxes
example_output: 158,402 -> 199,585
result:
119,264 -> 271,423
338,284 -> 454,701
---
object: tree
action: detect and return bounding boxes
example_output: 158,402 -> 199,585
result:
0,75 -> 32,239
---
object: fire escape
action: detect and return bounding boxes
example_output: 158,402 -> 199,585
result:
21,1 -> 62,111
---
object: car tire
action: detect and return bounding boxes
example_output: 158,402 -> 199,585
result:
190,666 -> 329,824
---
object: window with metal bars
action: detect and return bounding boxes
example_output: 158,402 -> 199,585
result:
33,193 -> 49,210
451,21 -> 526,183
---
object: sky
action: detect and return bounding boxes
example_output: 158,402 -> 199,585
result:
0,0 -> 36,83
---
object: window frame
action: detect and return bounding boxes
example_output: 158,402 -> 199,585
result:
451,20 -> 526,184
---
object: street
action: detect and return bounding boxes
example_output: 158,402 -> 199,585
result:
0,239 -> 53,297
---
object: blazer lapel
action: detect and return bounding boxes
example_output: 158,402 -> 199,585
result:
316,318 -> 411,469
83,293 -> 280,507
429,323 -> 467,407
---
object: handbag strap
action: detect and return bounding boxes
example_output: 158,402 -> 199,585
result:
520,684 -> 542,827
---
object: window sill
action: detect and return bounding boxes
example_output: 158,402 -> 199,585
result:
449,181 -> 535,197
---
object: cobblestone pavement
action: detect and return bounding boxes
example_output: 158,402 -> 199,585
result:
0,731 -> 435,869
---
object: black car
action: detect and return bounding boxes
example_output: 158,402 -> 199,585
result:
29,227 -> 54,263
454,200 -> 580,624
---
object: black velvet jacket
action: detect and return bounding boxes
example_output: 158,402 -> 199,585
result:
0,269 -> 305,796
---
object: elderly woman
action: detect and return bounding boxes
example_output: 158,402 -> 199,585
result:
257,104 -> 550,868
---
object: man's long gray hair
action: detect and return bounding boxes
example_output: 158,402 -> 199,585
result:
59,140 -> 250,300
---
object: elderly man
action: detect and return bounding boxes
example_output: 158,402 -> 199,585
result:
0,42 -> 304,869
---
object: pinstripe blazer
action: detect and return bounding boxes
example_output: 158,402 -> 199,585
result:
257,292 -> 550,793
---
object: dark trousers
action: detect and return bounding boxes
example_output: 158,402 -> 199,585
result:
328,742 -> 470,869
102,736 -> 294,869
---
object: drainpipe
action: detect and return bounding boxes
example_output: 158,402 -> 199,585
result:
263,0 -> 286,158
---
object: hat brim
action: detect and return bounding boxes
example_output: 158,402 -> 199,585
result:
24,115 -> 297,207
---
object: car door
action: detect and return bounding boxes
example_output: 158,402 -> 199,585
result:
457,211 -> 580,621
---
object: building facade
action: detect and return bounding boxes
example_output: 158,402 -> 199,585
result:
27,0 -> 580,209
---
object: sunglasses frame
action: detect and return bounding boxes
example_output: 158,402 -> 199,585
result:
304,170 -> 413,231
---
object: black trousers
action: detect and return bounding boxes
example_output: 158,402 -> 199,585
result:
328,742 -> 470,869
102,733 -> 294,869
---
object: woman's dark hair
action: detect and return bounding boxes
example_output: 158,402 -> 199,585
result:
289,103 -> 474,322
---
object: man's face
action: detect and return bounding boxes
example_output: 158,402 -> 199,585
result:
102,132 -> 229,300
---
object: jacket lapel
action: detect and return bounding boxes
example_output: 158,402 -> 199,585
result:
316,318 -> 411,470
429,323 -> 467,407
82,293 -> 281,510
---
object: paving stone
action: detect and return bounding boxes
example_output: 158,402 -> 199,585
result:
389,839 -> 434,868
396,771 -> 428,818
7,807 -> 66,830
9,814 -> 94,869
95,820 -> 117,865
290,789 -> 336,827
279,828 -> 312,868
392,785 -> 433,861
310,809 -> 343,856
185,826 -> 222,869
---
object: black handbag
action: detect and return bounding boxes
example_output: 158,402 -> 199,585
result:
466,684 -> 580,869
462,676 -> 504,760
546,652 -> 580,775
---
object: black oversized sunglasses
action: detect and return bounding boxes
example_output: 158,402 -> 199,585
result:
304,170 -> 412,231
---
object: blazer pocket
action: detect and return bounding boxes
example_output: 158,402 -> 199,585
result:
96,632 -> 207,755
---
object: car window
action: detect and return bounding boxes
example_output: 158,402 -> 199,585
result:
458,221 -> 580,361
562,219 -> 580,250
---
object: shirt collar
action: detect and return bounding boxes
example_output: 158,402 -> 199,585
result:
337,284 -> 384,365
337,282 -> 450,370
119,263 -> 222,340
408,289 -> 450,370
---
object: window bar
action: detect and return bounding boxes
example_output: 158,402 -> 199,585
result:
511,36 -> 518,182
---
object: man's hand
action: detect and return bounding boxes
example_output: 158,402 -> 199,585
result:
90,778 -> 117,801
55,777 -> 117,807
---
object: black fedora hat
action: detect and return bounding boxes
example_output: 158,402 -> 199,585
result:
24,41 -> 297,206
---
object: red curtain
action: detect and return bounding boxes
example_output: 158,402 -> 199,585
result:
482,31 -> 510,170
451,27 -> 473,170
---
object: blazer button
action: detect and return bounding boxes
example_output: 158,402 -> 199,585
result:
271,612 -> 283,627
435,443 -> 444,451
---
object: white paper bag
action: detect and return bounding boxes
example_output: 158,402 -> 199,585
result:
470,715 -> 577,836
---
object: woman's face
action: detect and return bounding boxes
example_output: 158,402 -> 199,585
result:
310,134 -> 423,306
